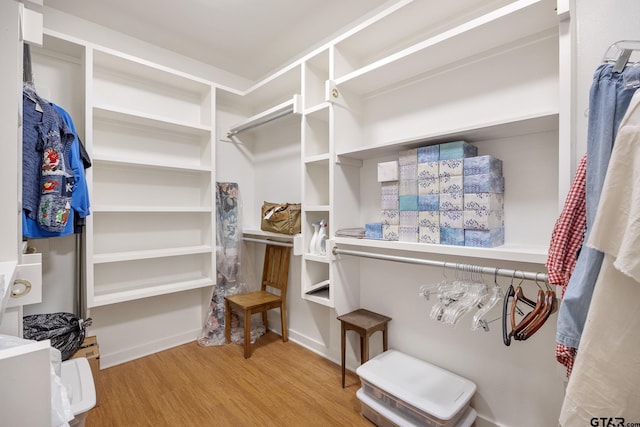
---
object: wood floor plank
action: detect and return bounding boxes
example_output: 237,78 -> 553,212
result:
86,332 -> 372,426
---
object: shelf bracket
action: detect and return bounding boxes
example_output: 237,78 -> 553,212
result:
325,80 -> 345,108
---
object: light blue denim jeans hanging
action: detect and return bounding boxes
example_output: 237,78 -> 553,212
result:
557,64 -> 640,349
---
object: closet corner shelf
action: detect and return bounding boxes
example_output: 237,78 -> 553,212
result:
303,204 -> 330,212
333,237 -> 548,264
335,111 -> 559,161
304,102 -> 330,118
242,62 -> 302,101
242,229 -> 297,243
242,229 -> 302,254
92,245 -> 213,264
333,0 -> 557,96
90,277 -> 213,308
304,153 -> 331,164
302,291 -> 332,307
303,253 -> 329,263
93,105 -> 212,135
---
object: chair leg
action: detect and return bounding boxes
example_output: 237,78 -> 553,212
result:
280,302 -> 288,342
224,300 -> 231,344
262,311 -> 268,331
341,324 -> 346,388
383,327 -> 389,352
244,310 -> 252,358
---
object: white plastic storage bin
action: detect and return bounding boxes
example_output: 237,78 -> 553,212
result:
357,388 -> 477,427
61,357 -> 96,427
356,350 -> 476,427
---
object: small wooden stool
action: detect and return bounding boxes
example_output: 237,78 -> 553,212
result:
337,308 -> 392,388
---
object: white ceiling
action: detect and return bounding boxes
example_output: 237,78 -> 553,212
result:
44,0 -> 391,81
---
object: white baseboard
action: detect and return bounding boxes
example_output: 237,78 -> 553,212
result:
285,327 -> 342,364
474,415 -> 500,427
99,328 -> 201,369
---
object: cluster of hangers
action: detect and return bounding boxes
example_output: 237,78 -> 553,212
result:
420,266 -> 556,345
501,273 -> 556,346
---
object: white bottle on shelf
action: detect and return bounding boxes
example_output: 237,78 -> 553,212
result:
310,221 -> 321,254
315,219 -> 327,256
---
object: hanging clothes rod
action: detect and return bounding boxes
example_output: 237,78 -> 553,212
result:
332,246 -> 547,282
226,94 -> 302,138
242,237 -> 293,248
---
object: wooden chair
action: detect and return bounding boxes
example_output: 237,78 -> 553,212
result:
224,244 -> 292,358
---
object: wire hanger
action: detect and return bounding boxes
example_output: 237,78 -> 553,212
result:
471,268 -> 503,332
514,275 -> 557,341
502,272 -> 535,346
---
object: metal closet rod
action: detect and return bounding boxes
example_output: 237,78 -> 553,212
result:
332,246 -> 548,282
227,106 -> 294,137
226,94 -> 302,139
242,237 -> 293,248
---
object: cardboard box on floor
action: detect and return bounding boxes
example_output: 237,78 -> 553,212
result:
70,335 -> 100,407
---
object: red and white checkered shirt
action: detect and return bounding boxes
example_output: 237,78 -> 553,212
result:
545,154 -> 587,377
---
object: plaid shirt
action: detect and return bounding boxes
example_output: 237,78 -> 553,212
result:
545,154 -> 587,377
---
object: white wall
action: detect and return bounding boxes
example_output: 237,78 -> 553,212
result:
573,0 -> 640,156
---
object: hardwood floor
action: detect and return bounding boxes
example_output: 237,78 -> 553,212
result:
86,332 -> 373,426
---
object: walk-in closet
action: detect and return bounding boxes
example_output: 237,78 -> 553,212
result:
1,1 -> 639,426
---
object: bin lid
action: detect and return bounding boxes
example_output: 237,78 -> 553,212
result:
356,350 -> 476,421
60,357 -> 96,415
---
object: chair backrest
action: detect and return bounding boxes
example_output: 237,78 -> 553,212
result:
261,244 -> 292,296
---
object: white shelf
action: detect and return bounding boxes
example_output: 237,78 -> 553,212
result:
93,245 -> 213,264
333,237 -> 547,264
92,156 -> 211,173
303,205 -> 330,212
93,105 -> 212,135
302,290 -> 332,307
336,111 -> 559,160
92,206 -> 212,213
93,47 -> 211,93
304,153 -> 331,164
91,277 -> 213,307
304,102 -> 330,118
217,64 -> 302,115
335,0 -> 558,96
242,229 -> 297,242
303,253 -> 329,263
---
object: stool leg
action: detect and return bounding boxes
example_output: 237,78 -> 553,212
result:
383,326 -> 389,352
341,323 -> 346,388
361,335 -> 369,364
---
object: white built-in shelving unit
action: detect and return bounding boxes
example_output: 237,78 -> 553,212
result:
86,46 -> 215,307
302,0 -> 563,309
217,0 -> 563,310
